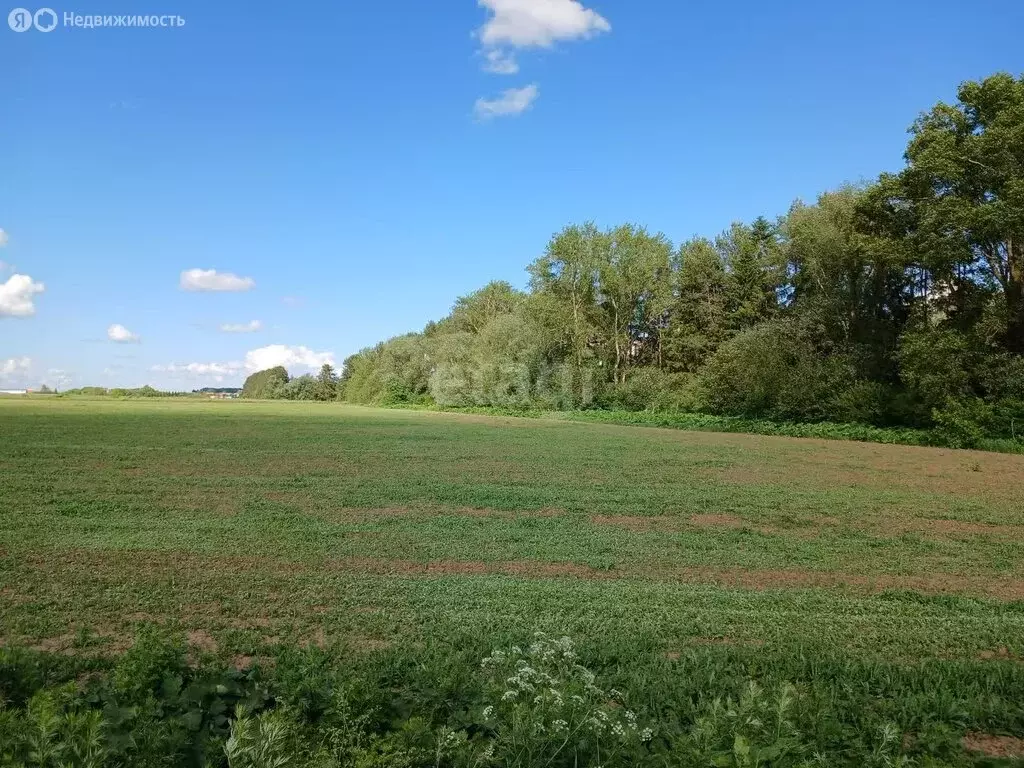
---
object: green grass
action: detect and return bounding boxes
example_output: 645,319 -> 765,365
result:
3,398 -> 1024,765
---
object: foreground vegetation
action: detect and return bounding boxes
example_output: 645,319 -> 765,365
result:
313,73 -> 1024,451
3,399 -> 1024,765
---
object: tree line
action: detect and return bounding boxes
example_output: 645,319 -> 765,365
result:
250,73 -> 1024,447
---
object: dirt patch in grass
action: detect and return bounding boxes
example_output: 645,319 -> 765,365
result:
594,511 -> 1024,542
347,634 -> 393,653
591,513 -> 760,533
977,646 -> 1022,661
0,587 -> 32,605
460,507 -> 565,519
882,518 -> 1024,539
303,627 -> 327,649
329,556 -> 599,579
689,514 -> 746,528
324,556 -> 1024,600
962,732 -> 1024,758
30,635 -> 76,654
16,547 -> 1024,605
591,512 -> 791,536
263,497 -> 567,523
225,617 -> 275,630
187,629 -> 219,654
703,441 -> 1024,506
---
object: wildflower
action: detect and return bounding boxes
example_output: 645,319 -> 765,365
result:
482,705 -> 494,719
640,728 -> 653,742
501,690 -> 518,701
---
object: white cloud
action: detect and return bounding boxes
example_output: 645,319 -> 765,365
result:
220,320 -> 262,333
0,229 -> 8,247
151,361 -> 242,385
243,344 -> 334,373
151,344 -> 334,382
107,323 -> 140,343
476,0 -> 609,74
152,361 -> 244,377
478,0 -> 610,47
1,357 -> 31,380
180,268 -> 255,292
482,48 -> 520,74
474,84 -> 539,119
0,274 -> 45,317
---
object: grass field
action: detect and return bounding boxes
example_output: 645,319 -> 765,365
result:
3,398 -> 1024,765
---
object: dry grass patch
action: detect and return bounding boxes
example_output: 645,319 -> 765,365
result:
700,438 -> 1024,507
187,629 -> 219,654
962,732 -> 1024,758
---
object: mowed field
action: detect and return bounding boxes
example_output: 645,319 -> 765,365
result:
4,397 -> 1024,759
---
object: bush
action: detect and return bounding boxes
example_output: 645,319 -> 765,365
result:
242,367 -> 290,400
931,398 -> 995,449
595,369 -> 699,412
699,320 -> 855,422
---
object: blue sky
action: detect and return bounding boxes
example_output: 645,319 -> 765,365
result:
2,0 -> 1022,390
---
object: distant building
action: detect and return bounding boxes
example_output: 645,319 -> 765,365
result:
0,389 -> 29,395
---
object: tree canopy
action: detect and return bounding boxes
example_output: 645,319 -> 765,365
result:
252,74 -> 1024,448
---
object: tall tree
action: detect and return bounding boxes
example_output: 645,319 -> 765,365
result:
662,237 -> 730,373
785,187 -> 913,380
719,218 -> 784,331
876,73 -> 1024,354
241,366 -> 288,399
528,224 -> 602,373
447,281 -> 525,335
314,363 -> 339,401
594,225 -> 674,383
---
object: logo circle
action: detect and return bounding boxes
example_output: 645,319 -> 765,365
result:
8,7 -> 33,31
33,7 -> 57,31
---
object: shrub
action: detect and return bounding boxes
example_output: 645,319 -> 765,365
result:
931,398 -> 994,449
596,368 -> 698,412
699,320 -> 856,422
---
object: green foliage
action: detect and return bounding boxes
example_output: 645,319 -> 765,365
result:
0,628 -> 1007,768
314,364 -> 339,402
0,684 -> 109,768
224,707 -> 294,768
63,385 -> 183,398
342,334 -> 433,406
471,633 -> 652,767
330,72 -> 1024,448
931,397 -> 995,449
242,367 -> 290,400
699,319 -> 856,422
882,73 -> 1024,355
281,374 -> 317,401
688,682 -> 806,767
